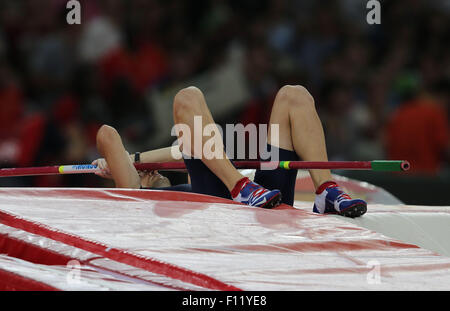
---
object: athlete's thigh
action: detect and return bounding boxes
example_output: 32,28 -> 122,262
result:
97,126 -> 141,189
267,95 -> 294,151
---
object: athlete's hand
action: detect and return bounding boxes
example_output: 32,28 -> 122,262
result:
92,158 -> 113,179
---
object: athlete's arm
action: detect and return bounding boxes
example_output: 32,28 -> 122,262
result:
128,145 -> 183,164
93,145 -> 183,179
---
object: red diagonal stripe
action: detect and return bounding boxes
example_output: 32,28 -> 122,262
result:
0,268 -> 60,291
0,210 -> 241,291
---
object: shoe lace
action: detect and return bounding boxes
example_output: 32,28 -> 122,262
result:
336,192 -> 352,202
252,188 -> 267,197
244,181 -> 259,193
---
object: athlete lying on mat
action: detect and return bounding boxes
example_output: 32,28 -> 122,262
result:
93,85 -> 367,217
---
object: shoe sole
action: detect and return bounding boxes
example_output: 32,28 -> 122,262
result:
338,202 -> 367,218
260,193 -> 282,209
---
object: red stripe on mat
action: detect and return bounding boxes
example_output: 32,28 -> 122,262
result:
263,262 -> 450,276
0,233 -> 191,291
224,239 -> 420,253
0,233 -> 70,266
0,188 -> 243,205
0,267 -> 60,291
0,210 -> 241,291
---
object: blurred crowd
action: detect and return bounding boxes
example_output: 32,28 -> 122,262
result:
0,0 -> 449,188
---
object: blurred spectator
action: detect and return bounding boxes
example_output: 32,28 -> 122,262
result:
385,81 -> 449,175
0,58 -> 24,167
0,59 -> 23,140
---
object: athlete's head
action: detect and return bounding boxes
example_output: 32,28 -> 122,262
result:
139,170 -> 171,188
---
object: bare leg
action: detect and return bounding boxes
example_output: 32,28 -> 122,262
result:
268,85 -> 332,189
173,86 -> 243,191
96,125 -> 141,189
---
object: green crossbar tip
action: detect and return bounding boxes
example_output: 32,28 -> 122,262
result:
371,160 -> 409,172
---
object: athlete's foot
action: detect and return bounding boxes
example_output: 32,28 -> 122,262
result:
313,181 -> 367,218
231,177 -> 282,209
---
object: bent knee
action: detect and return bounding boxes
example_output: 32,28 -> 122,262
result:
276,85 -> 315,107
173,86 -> 205,114
97,124 -> 120,147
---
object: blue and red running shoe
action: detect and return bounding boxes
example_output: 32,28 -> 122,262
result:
313,181 -> 367,218
231,177 -> 282,209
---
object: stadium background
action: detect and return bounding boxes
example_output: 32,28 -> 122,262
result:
0,0 -> 448,205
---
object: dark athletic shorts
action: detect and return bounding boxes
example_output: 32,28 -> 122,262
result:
148,144 -> 299,206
